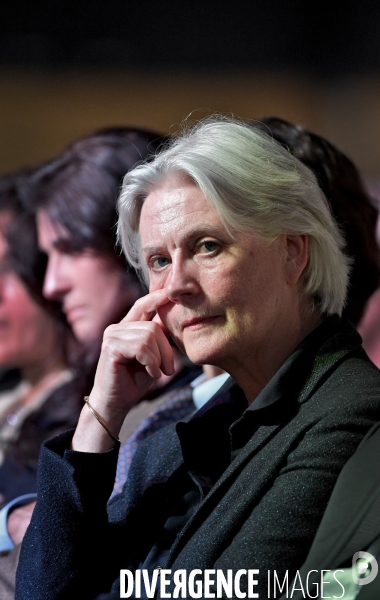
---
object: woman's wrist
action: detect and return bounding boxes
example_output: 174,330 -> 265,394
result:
83,396 -> 120,444
71,395 -> 126,453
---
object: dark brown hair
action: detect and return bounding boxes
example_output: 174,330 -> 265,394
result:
0,172 -> 81,479
29,127 -> 167,286
0,172 -> 65,320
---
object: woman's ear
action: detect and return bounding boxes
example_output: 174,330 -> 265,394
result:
283,234 -> 309,286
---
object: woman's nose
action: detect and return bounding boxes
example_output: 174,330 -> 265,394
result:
164,259 -> 200,302
42,255 -> 69,300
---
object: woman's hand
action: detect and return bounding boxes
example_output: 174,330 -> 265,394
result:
72,289 -> 174,452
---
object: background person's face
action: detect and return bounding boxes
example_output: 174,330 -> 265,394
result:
139,172 -> 295,374
37,211 -> 142,344
0,221 -> 59,371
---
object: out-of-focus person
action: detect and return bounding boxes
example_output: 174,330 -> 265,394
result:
0,173 -> 83,597
0,173 -> 78,506
358,288 -> 380,367
357,179 -> 380,367
253,117 -> 380,327
32,127 -> 196,394
33,128 -> 159,347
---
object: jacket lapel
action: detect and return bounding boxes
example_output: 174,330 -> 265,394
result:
168,318 -> 363,566
166,419 -> 284,565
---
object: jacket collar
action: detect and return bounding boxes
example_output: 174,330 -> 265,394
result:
177,315 -> 362,474
168,316 -> 363,564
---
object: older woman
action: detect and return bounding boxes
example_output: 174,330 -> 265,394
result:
16,117 -> 380,600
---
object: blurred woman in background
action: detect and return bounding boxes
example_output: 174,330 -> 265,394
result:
0,173 -> 78,506
32,128 -> 159,344
31,127 -> 194,394
253,116 -> 380,326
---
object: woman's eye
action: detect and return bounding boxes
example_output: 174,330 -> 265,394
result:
152,256 -> 170,269
199,241 -> 219,253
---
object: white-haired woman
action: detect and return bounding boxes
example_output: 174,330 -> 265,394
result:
17,117 -> 380,600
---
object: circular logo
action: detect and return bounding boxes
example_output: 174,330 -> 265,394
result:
352,551 -> 378,586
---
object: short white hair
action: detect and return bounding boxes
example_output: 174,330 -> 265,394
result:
117,116 -> 350,316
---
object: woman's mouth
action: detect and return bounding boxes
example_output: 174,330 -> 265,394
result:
181,316 -> 220,330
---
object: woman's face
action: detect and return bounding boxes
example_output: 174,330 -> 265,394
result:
139,172 -> 310,394
0,219 -> 60,371
37,211 -> 143,345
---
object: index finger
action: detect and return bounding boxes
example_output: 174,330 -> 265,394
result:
122,289 -> 172,323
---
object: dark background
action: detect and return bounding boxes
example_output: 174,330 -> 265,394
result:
2,1 -> 380,76
1,1 -> 380,176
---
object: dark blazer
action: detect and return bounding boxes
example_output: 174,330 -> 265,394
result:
16,318 -> 380,600
284,422 -> 380,599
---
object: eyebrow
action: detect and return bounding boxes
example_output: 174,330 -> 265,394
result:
52,236 -> 71,248
52,237 -> 80,253
141,225 -> 226,255
141,245 -> 165,256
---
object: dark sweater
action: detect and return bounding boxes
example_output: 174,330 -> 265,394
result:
16,317 -> 380,599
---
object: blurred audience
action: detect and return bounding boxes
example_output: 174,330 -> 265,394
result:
0,173 -> 85,600
0,173 -> 79,507
253,117 -> 380,327
357,179 -> 380,367
359,290 -> 380,367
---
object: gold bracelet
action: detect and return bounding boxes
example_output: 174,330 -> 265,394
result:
83,396 -> 120,444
